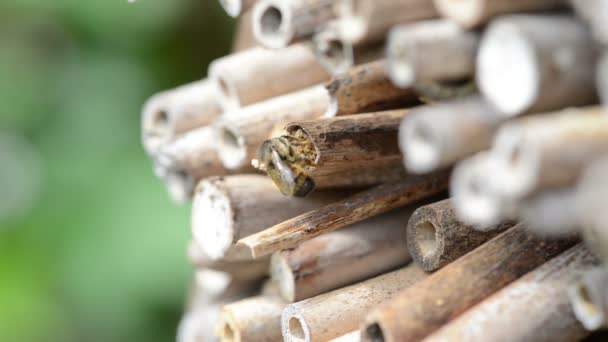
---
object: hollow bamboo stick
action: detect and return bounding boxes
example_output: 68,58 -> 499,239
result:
215,85 -> 329,170
434,0 -> 566,28
323,59 -> 419,117
569,0 -> 608,44
400,96 -> 503,174
219,0 -> 257,17
191,174 -> 345,260
216,295 -> 286,342
282,265 -> 429,342
387,20 -> 479,88
361,223 -> 577,342
424,244 -> 595,342
141,79 -> 221,154
271,208 -> 413,302
237,171 -> 449,258
569,267 -> 608,331
232,10 -> 258,52
187,240 -> 269,281
406,198 -> 512,272
209,45 -> 330,110
257,111 -> 409,197
477,15 -> 598,117
253,0 -> 338,49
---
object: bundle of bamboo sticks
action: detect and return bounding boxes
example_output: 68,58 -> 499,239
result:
141,0 -> 608,341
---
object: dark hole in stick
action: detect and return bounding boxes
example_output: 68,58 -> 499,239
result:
364,323 -> 385,342
261,6 -> 283,35
222,128 -> 240,149
416,220 -> 438,257
289,317 -> 306,340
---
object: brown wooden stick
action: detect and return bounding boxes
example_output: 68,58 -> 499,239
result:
219,0 -> 257,17
406,199 -> 512,272
569,266 -> 608,331
361,223 -> 577,342
324,59 -> 420,117
434,0 -> 566,28
257,111 -> 409,196
237,171 -> 449,258
271,208 -> 413,302
282,265 -> 428,342
425,244 -> 595,342
216,295 -> 286,342
232,10 -> 258,52
187,240 -> 269,281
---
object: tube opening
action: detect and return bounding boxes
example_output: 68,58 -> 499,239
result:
364,323 -> 386,342
221,321 -> 236,342
260,5 -> 283,36
221,127 -> 241,150
153,110 -> 169,129
416,220 -> 438,257
217,75 -> 232,99
289,317 -> 306,340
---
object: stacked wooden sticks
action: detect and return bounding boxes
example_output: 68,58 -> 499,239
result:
141,0 -> 608,341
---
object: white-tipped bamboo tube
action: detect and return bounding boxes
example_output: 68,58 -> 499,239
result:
141,80 -> 221,154
425,244 -> 595,342
434,0 -> 566,28
489,107 -> 608,200
216,295 -> 286,342
215,85 -> 329,170
400,96 -> 503,174
220,0 -> 257,17
191,175 -> 345,261
518,187 -> 580,237
598,50 -> 608,106
335,0 -> 438,44
387,20 -> 479,88
271,209 -> 413,302
281,265 -> 428,342
253,0 -> 338,49
209,45 -> 330,110
187,241 -> 269,281
477,15 -> 598,117
232,10 -> 258,52
570,0 -> 608,44
569,267 -> 608,331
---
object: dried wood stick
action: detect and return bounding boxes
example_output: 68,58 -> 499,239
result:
518,187 -> 580,237
187,241 -> 269,281
219,0 -> 257,17
215,85 -> 329,170
400,96 -> 503,174
387,20 -> 479,88
406,199 -> 512,272
434,0 -> 566,28
271,209 -> 413,302
232,10 -> 258,52
569,0 -> 608,44
253,0 -> 338,48
191,174 -> 345,260
257,111 -> 408,196
209,45 -> 330,110
141,79 -> 221,154
282,265 -> 428,342
216,295 -> 286,342
323,59 -> 420,117
361,223 -> 577,342
569,267 -> 608,331
477,15 -> 598,117
237,171 -> 449,258
425,244 -> 595,342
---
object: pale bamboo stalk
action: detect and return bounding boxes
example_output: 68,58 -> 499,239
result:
425,244 -> 594,342
330,331 -> 360,342
434,0 -> 566,28
361,223 -> 576,342
598,50 -> 608,106
324,59 -> 419,117
232,10 -> 258,52
220,0 -> 257,17
191,174 -> 345,261
253,0 -> 338,48
216,295 -> 286,342
477,15 -> 598,117
215,85 -> 329,170
141,79 -> 221,154
406,199 -> 512,272
387,20 -> 479,88
209,45 -> 330,110
400,96 -> 503,174
569,267 -> 608,331
271,209 -> 413,302
569,0 -> 608,44
518,187 -> 580,237
257,111 -> 408,196
187,240 -> 269,281
282,265 -> 428,342
237,171 -> 449,258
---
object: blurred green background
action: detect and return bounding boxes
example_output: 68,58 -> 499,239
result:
0,1 -> 234,341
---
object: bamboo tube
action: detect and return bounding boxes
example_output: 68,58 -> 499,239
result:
187,241 -> 269,281
400,96 -> 503,174
215,85 -> 329,170
406,199 -> 512,272
425,244 -> 595,342
569,267 -> 608,331
257,111 -> 408,197
569,0 -> 608,44
324,60 -> 420,117
434,0 -> 566,28
232,10 -> 258,52
282,265 -> 428,342
191,174 -> 345,261
271,209 -> 413,302
598,50 -> 608,106
331,331 -> 360,342
252,0 -> 338,49
477,15 -> 598,117
518,187 -> 580,237
209,45 -> 330,110
387,20 -> 479,88
220,0 -> 257,17
361,223 -> 577,342
237,171 -> 449,258
141,80 -> 221,154
216,295 -> 286,342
